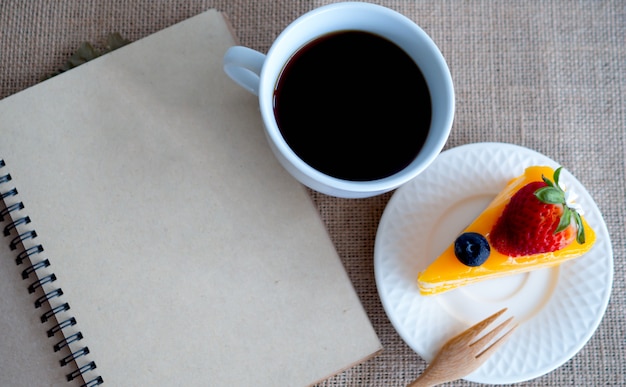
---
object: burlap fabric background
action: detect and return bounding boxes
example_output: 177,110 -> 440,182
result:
1,1 -> 624,386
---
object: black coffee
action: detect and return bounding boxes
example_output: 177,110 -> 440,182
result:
273,30 -> 432,181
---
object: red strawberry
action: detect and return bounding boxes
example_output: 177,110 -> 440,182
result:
490,167 -> 585,257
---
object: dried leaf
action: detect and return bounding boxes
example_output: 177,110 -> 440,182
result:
43,33 -> 130,80
104,33 -> 130,52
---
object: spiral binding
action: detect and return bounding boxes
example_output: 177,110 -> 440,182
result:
0,159 -> 103,386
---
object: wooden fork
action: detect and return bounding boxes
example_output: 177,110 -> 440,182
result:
408,308 -> 517,387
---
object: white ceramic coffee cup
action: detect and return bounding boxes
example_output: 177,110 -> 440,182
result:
223,2 -> 454,198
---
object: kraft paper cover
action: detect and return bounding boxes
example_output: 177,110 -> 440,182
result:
0,10 -> 380,386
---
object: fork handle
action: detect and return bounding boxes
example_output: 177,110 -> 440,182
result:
407,363 -> 458,387
407,376 -> 434,387
407,365 -> 447,387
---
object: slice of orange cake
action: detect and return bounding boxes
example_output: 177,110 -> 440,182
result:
417,166 -> 596,296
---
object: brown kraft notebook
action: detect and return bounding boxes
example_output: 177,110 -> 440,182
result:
0,9 -> 381,386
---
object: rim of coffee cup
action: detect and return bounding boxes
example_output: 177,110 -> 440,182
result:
258,2 -> 455,196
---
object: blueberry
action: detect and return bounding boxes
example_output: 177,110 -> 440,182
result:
454,232 -> 490,267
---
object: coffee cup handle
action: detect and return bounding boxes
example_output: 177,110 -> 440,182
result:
223,46 -> 266,96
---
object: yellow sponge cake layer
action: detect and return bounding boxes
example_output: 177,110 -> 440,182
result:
417,166 -> 596,296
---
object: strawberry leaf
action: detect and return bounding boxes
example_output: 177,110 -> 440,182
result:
541,175 -> 555,188
535,186 -> 565,204
573,212 -> 586,244
553,167 -> 563,187
555,206 -> 572,233
535,166 -> 587,245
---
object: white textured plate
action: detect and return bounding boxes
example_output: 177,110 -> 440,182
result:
374,142 -> 613,384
